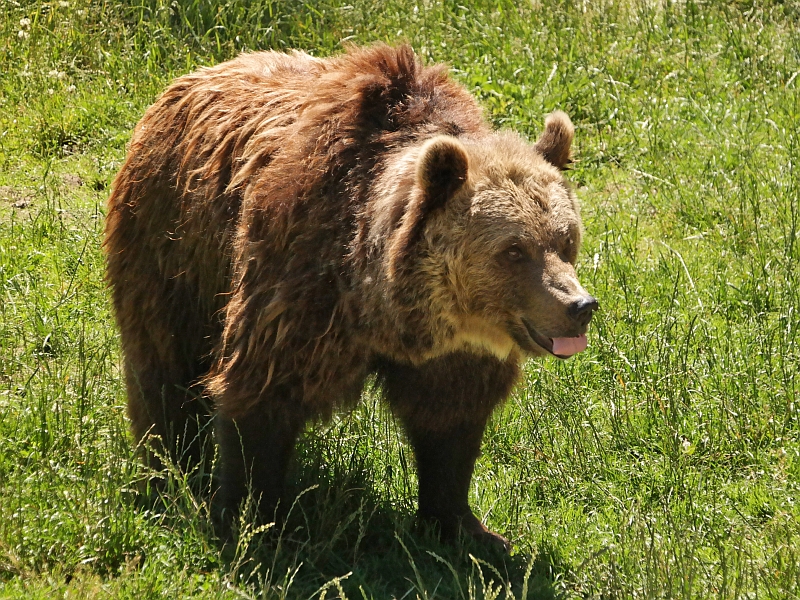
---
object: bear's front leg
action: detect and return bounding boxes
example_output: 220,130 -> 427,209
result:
378,352 -> 518,552
212,402 -> 303,539
406,419 -> 511,552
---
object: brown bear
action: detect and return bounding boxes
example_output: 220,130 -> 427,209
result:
104,44 -> 598,551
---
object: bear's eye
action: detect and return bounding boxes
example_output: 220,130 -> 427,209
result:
505,246 -> 524,261
561,236 -> 578,263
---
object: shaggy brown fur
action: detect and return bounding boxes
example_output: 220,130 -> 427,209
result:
104,44 -> 597,550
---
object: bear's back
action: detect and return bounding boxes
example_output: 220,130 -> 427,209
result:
105,46 -> 490,377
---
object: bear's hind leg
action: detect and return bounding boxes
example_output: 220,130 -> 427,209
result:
212,396 -> 305,538
111,266 -> 214,476
122,330 -> 212,476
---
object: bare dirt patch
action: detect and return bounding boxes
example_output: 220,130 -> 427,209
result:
0,185 -> 35,210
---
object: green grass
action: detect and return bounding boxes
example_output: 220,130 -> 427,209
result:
2,0 -> 800,597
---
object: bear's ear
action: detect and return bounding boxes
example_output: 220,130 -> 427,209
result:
388,136 -> 469,277
415,136 -> 470,210
534,111 -> 574,170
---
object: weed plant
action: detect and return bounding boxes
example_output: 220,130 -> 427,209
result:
1,0 -> 799,597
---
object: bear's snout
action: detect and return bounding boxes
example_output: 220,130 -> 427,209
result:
568,295 -> 599,328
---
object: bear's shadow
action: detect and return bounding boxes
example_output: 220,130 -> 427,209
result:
194,416 -> 571,599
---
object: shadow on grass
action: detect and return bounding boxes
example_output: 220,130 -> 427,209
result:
205,462 -> 569,598
130,408 -> 570,598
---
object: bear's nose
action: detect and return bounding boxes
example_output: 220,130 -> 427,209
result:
568,295 -> 599,327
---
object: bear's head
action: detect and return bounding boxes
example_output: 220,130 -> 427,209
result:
385,111 -> 598,362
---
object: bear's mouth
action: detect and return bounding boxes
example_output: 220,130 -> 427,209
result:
521,320 -> 555,354
520,319 -> 587,359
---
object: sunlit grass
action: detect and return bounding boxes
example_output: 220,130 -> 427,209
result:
1,0 -> 799,597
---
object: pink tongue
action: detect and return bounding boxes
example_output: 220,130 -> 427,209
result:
551,334 -> 588,357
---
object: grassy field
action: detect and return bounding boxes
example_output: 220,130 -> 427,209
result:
2,0 -> 800,597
